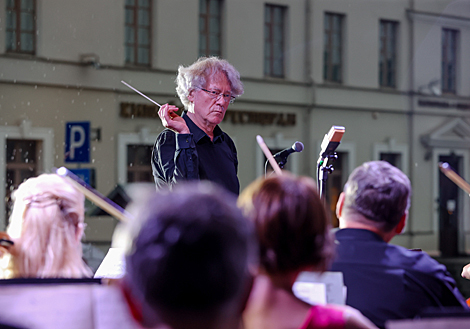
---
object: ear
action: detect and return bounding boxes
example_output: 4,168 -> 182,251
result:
395,211 -> 408,234
76,222 -> 85,242
336,192 -> 345,219
187,89 -> 195,103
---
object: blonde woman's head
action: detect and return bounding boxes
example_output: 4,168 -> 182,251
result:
5,173 -> 92,278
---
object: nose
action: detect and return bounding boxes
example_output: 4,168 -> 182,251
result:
215,94 -> 229,105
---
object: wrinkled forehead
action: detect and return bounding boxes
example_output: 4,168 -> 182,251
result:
204,70 -> 231,88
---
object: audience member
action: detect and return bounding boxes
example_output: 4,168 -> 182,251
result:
122,181 -> 256,329
238,173 -> 377,329
330,161 -> 469,328
0,174 -> 92,279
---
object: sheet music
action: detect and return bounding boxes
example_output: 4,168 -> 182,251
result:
294,271 -> 346,305
94,248 -> 126,279
292,281 -> 327,305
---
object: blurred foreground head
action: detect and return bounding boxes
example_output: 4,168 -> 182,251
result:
4,173 -> 91,278
125,181 -> 256,329
238,173 -> 334,275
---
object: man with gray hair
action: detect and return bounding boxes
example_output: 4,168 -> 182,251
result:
330,161 -> 468,328
152,57 -> 243,195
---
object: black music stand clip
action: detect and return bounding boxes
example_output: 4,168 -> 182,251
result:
317,152 -> 338,201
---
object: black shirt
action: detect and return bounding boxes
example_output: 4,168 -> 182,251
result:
330,229 -> 469,328
152,111 -> 240,195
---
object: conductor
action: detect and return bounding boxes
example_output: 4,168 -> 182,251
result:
152,57 -> 243,195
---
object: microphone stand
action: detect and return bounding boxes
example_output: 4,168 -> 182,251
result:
276,155 -> 288,169
317,152 -> 338,201
316,126 -> 344,202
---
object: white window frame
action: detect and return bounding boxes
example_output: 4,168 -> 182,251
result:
373,139 -> 409,176
117,128 -> 159,185
0,120 -> 54,230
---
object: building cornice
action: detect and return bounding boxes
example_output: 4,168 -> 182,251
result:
407,9 -> 470,28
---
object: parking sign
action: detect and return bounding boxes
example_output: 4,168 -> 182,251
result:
65,121 -> 90,163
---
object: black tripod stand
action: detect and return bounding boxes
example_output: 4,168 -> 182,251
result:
317,152 -> 338,201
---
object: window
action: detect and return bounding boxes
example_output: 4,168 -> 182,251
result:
379,20 -> 398,88
199,0 -> 222,57
323,13 -> 343,83
125,0 -> 151,66
264,4 -> 286,78
127,144 -> 153,183
5,139 -> 38,223
442,28 -> 458,94
380,152 -> 401,168
0,122 -> 53,230
373,140 -> 408,175
6,0 -> 36,54
117,130 -> 158,185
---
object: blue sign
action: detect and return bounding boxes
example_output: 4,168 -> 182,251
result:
69,168 -> 95,187
65,121 -> 90,163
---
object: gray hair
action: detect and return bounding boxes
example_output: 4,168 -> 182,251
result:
343,161 -> 411,232
175,56 -> 244,109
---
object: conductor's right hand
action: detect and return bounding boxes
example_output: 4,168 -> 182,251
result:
158,104 -> 190,134
462,262 -> 470,280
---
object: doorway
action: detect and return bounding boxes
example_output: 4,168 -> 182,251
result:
438,154 -> 461,257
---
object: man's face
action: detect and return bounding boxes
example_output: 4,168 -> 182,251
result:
188,72 -> 232,129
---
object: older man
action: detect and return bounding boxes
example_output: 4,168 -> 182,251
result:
123,181 -> 256,329
152,57 -> 243,195
330,161 -> 468,328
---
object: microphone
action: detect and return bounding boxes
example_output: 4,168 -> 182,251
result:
318,126 -> 345,161
273,141 -> 304,168
256,135 -> 283,175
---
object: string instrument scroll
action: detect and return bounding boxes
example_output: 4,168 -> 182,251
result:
438,162 -> 470,196
55,167 -> 133,222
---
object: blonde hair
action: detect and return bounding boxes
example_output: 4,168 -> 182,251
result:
2,174 -> 92,278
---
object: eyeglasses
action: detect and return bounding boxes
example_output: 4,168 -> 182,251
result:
197,87 -> 236,104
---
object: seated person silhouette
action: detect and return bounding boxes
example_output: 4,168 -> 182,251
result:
330,161 -> 469,328
121,181 -> 256,329
0,174 -> 92,279
238,173 -> 377,329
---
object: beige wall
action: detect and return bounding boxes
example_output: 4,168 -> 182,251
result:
1,0 -> 470,254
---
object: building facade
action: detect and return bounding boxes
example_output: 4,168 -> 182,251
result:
1,0 -> 470,257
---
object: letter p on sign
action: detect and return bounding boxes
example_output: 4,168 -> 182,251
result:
65,122 -> 90,163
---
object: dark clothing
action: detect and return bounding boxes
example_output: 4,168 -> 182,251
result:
152,111 -> 239,195
330,228 -> 468,329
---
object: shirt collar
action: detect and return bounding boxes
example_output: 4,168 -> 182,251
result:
182,111 -> 224,143
335,228 -> 385,242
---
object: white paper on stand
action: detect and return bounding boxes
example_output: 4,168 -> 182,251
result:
293,271 -> 346,305
94,248 -> 126,279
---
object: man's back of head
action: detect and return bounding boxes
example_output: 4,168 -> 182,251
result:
340,160 -> 411,234
332,161 -> 468,328
125,181 -> 256,329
